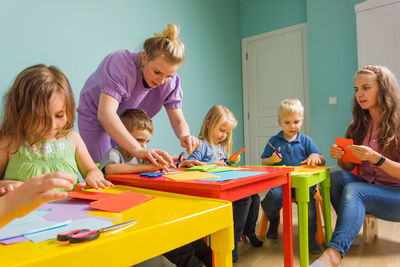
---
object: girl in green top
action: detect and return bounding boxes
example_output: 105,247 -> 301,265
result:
0,64 -> 112,194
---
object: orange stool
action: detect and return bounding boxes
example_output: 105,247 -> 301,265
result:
257,186 -> 326,246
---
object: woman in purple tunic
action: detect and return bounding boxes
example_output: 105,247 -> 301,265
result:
77,24 -> 200,166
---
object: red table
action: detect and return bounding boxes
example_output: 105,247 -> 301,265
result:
107,166 -> 294,267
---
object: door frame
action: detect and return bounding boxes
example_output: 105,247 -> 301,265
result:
241,23 -> 310,164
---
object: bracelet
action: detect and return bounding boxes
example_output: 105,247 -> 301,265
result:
374,155 -> 385,166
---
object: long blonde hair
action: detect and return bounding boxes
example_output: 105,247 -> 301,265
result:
143,23 -> 185,64
346,65 -> 400,156
0,64 -> 75,147
199,105 -> 237,156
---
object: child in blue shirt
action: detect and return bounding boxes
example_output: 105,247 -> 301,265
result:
187,105 -> 262,262
261,99 -> 326,254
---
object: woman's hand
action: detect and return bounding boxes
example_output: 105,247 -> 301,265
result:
180,135 -> 201,155
301,153 -> 322,166
132,148 -> 175,171
329,144 -> 344,159
348,145 -> 381,163
0,181 -> 23,195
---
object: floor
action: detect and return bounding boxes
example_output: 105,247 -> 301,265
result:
134,190 -> 400,267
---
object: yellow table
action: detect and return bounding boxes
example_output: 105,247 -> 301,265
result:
0,185 -> 234,267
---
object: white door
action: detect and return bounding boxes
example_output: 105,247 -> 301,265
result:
242,23 -> 309,165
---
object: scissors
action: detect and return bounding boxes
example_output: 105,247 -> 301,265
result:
268,142 -> 282,159
176,152 -> 186,168
57,220 -> 137,244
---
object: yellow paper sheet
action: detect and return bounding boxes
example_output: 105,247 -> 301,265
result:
291,165 -> 335,176
163,171 -> 220,181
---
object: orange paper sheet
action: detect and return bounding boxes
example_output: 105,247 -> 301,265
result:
68,189 -> 117,200
334,137 -> 362,164
89,191 -> 154,213
163,171 -> 220,181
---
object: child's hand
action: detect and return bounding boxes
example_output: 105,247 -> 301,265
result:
329,144 -> 344,159
230,155 -> 241,165
214,160 -> 227,166
179,160 -> 205,168
271,148 -> 282,164
3,172 -> 76,226
301,153 -> 322,166
79,175 -> 113,190
0,181 -> 23,195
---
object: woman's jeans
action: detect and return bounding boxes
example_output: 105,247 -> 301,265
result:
232,194 -> 260,246
261,186 -> 318,234
328,170 -> 400,256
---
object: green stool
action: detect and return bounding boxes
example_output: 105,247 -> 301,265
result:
251,165 -> 333,267
291,168 -> 332,267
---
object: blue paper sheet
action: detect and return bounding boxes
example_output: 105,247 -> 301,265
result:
0,209 -> 70,240
25,218 -> 113,243
203,171 -> 267,181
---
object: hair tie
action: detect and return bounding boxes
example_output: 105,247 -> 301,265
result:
363,65 -> 379,75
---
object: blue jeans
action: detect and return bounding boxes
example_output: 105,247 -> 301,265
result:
232,194 -> 260,245
328,170 -> 400,256
261,186 -> 317,234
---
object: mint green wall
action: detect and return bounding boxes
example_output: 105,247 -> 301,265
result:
239,0 -> 364,167
307,0 -> 364,167
240,0 -> 307,38
0,0 -> 243,156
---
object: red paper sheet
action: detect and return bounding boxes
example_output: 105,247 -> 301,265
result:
334,137 -> 362,164
67,189 -> 117,201
89,191 -> 154,213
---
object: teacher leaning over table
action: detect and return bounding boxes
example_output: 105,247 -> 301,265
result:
77,23 -> 200,169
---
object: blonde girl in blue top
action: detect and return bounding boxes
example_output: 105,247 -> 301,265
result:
187,105 -> 262,262
0,64 -> 112,194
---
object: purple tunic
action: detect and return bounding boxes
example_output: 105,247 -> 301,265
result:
77,50 -> 183,162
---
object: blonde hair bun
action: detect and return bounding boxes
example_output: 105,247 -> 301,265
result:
155,23 -> 179,41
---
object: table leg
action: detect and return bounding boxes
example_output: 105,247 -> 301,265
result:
210,225 -> 234,267
282,174 -> 293,267
320,175 -> 332,243
296,186 -> 310,267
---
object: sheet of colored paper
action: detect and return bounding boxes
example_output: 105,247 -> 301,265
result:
335,137 -> 362,164
291,165 -> 334,176
0,212 -> 70,240
183,164 -> 244,173
68,189 -> 118,200
164,171 -> 220,181
25,218 -> 113,243
0,236 -> 29,245
183,164 -> 217,172
203,171 -> 267,181
89,191 -> 154,213
39,198 -> 114,222
294,165 -> 334,171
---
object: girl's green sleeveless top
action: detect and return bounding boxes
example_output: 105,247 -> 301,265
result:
4,138 -> 79,191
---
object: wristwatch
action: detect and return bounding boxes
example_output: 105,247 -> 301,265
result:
374,155 -> 385,166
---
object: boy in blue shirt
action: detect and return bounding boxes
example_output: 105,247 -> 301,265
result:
261,99 -> 326,254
